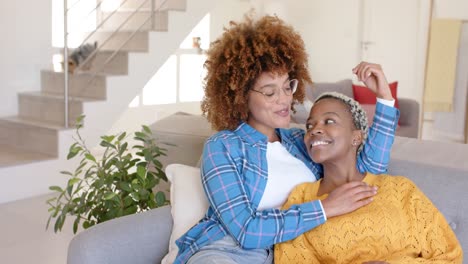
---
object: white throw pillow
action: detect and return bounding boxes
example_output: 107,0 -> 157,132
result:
161,164 -> 209,264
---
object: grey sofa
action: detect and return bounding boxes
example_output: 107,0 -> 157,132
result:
291,79 -> 420,138
67,112 -> 466,264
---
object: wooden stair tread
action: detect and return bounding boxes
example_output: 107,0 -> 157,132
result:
0,144 -> 56,168
18,91 -> 102,102
41,69 -> 115,77
1,116 -> 69,130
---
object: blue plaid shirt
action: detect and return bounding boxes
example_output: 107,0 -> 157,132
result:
174,103 -> 399,263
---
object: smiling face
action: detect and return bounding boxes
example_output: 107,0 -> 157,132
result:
304,98 -> 363,164
247,72 -> 294,138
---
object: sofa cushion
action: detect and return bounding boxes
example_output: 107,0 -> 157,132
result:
352,81 -> 399,109
306,79 -> 354,100
353,82 -> 400,125
162,164 -> 209,264
360,104 -> 376,126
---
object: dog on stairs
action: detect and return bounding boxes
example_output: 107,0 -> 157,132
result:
67,41 -> 98,73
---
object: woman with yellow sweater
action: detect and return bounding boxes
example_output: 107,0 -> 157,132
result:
275,90 -> 463,263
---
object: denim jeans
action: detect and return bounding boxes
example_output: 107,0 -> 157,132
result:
186,236 -> 273,264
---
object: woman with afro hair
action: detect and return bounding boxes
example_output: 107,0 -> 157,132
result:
174,15 -> 400,264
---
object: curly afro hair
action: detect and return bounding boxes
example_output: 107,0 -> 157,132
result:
314,92 -> 369,154
201,14 -> 312,131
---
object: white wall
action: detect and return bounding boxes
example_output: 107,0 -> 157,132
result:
432,2 -> 468,142
210,0 -> 252,39
0,1 -> 53,116
261,0 -> 431,100
259,0 -> 468,142
434,0 -> 468,19
260,0 -> 361,82
289,1 -> 361,82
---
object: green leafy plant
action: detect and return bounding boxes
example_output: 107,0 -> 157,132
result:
47,115 -> 170,234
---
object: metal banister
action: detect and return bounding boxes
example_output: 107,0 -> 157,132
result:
63,0 -> 69,128
88,3 -> 155,78
78,0 -> 132,47
63,0 -> 171,127
75,0 -> 151,71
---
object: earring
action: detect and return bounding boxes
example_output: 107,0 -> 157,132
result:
352,141 -> 358,146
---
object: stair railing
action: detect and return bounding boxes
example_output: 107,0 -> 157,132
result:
64,0 -> 69,128
63,0 -> 170,128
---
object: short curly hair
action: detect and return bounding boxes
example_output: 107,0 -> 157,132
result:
201,14 -> 312,131
314,92 -> 369,154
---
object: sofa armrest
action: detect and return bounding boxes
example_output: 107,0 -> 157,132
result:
397,98 -> 419,126
395,98 -> 420,138
68,205 -> 173,264
389,137 -> 468,254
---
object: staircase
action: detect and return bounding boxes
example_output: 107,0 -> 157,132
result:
0,0 -> 216,203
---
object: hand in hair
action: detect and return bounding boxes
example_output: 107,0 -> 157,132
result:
352,61 -> 393,101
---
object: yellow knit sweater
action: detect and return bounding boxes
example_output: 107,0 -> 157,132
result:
275,173 -> 463,264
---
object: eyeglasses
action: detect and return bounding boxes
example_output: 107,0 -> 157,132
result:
250,79 -> 299,103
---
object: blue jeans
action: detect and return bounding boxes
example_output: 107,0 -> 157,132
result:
186,236 -> 273,264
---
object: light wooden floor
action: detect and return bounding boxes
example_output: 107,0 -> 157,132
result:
0,144 -> 55,168
0,193 -> 76,264
420,119 -> 466,143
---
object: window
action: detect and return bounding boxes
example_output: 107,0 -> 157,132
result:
179,54 -> 206,102
143,55 -> 177,105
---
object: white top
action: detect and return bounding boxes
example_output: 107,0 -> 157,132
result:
258,141 -> 317,210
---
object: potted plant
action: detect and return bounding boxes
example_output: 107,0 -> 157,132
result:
47,115 -> 170,234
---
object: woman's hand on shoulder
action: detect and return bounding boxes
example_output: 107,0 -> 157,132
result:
321,181 -> 377,218
352,61 -> 393,101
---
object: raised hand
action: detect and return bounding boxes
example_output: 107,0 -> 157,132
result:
321,181 -> 377,218
352,61 -> 393,101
